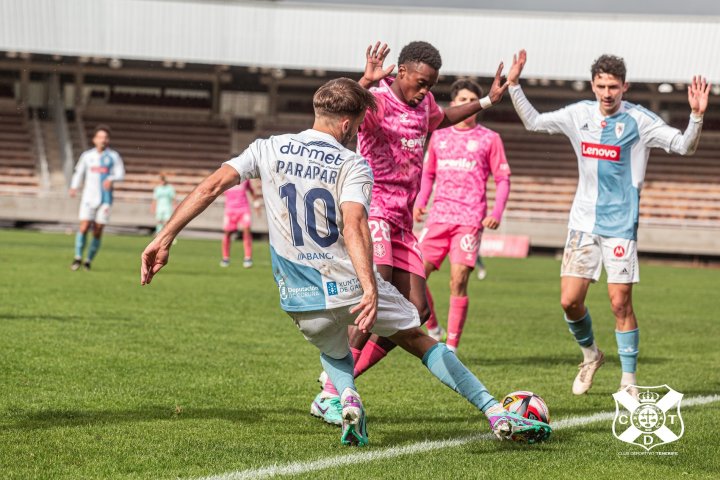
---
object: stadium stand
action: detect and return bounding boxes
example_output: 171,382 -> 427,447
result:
0,100 -> 40,196
485,123 -> 720,228
74,106 -> 232,202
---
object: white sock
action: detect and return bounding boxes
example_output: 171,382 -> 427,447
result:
580,343 -> 599,363
447,345 -> 457,353
621,372 -> 637,387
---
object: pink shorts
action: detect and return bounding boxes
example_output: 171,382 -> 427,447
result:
369,217 -> 426,278
224,209 -> 251,232
418,223 -> 482,269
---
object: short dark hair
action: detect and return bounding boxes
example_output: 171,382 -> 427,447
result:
450,79 -> 483,101
93,124 -> 111,137
313,78 -> 377,118
591,54 -> 626,82
398,41 -> 442,71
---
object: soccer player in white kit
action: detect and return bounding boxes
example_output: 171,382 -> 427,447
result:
507,50 -> 710,396
69,125 -> 125,270
140,78 -> 551,446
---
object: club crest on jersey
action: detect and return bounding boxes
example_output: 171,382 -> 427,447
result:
612,385 -> 684,451
581,142 -> 620,161
466,140 -> 480,152
615,122 -> 625,139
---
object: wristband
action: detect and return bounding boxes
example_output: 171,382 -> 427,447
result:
479,96 -> 493,109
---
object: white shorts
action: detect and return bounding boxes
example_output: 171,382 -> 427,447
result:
561,229 -> 639,284
79,202 -> 111,224
288,273 -> 421,359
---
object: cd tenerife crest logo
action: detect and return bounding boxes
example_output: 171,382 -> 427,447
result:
612,385 -> 684,450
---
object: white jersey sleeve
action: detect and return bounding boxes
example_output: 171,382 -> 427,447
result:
337,158 -> 373,213
108,153 -> 125,182
224,140 -> 262,181
70,152 -> 88,190
509,84 -> 575,135
635,106 -> 703,155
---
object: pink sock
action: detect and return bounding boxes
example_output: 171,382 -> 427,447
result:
354,340 -> 388,378
425,286 -> 439,330
323,347 -> 362,396
243,230 -> 252,259
446,296 -> 469,349
221,233 -> 231,260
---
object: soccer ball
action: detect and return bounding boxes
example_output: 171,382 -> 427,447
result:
502,391 -> 550,424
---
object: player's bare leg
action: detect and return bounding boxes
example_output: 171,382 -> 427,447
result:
72,220 -> 92,270
608,283 -> 639,397
561,276 -> 605,394
242,225 -> 253,268
445,263 -> 471,352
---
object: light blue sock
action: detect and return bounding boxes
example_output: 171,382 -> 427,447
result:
87,237 -> 102,261
616,329 -> 639,373
320,352 -> 356,395
74,232 -> 87,259
422,343 -> 498,413
565,309 -> 595,347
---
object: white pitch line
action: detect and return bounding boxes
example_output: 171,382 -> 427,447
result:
196,394 -> 720,480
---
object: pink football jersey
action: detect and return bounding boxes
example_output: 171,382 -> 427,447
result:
416,125 -> 511,227
357,77 -> 445,230
224,181 -> 251,212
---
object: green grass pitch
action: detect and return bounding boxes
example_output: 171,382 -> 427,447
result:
0,229 -> 718,479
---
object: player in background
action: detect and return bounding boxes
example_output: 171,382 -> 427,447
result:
152,175 -> 176,235
140,78 -> 551,446
69,125 -> 125,271
314,41 -> 510,422
507,50 -> 710,396
220,180 -> 257,268
414,79 -> 511,350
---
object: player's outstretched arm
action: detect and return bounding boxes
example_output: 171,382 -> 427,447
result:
341,201 -> 378,333
359,42 -> 395,89
141,165 -> 239,285
438,62 -> 509,129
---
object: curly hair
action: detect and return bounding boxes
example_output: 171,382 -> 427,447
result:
398,41 -> 442,71
591,54 -> 626,82
450,79 -> 483,101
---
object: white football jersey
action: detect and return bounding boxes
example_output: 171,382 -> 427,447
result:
70,148 -> 125,207
225,129 -> 373,312
510,85 -> 698,240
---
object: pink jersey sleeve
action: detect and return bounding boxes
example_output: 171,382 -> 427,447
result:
415,137 -> 438,209
487,135 -> 511,221
426,93 -> 445,132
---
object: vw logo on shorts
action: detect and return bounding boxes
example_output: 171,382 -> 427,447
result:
459,234 -> 479,253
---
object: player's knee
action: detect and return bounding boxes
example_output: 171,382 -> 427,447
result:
449,278 -> 468,297
610,297 -> 633,320
560,296 -> 583,315
417,301 -> 431,324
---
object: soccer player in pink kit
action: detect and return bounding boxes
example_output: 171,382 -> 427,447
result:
220,180 -> 257,268
312,41 -> 510,423
414,79 -> 511,352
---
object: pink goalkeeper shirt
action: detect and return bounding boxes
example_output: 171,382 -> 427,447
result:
415,124 -> 511,228
224,180 -> 252,212
357,77 -> 445,231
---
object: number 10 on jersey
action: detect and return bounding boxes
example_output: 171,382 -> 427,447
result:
279,182 -> 339,248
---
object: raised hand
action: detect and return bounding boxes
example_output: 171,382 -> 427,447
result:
361,42 -> 395,87
487,61 -> 510,104
507,49 -> 527,86
688,75 -> 711,115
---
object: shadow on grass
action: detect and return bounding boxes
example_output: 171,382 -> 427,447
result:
5,404 -> 302,430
